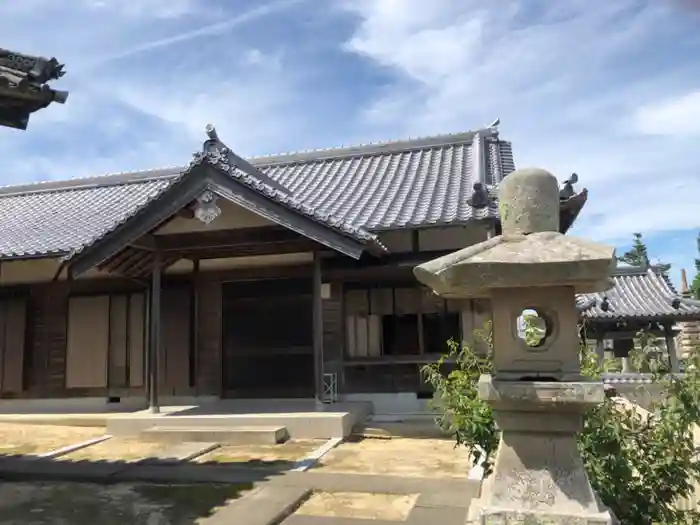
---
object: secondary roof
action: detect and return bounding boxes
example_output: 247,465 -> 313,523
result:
577,265 -> 700,322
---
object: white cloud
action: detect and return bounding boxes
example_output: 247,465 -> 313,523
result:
0,0 -> 310,180
338,0 -> 700,248
633,90 -> 700,136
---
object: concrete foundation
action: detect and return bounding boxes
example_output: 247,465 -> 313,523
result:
106,399 -> 372,440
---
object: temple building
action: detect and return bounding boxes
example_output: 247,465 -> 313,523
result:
578,265 -> 700,372
0,121 -> 625,415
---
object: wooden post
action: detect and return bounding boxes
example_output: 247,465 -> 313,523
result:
191,259 -> 200,392
148,251 -> 162,413
664,323 -> 680,373
312,250 -> 324,405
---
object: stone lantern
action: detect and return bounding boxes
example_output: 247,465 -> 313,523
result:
414,168 -> 618,524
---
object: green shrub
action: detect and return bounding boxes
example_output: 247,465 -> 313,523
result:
422,324 -> 700,525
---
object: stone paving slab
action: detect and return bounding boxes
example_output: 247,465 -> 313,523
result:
283,505 -> 468,525
283,515 -> 400,525
199,485 -> 311,525
414,490 -> 474,509
405,505 -> 468,525
0,455 -> 480,496
139,442 -> 219,465
270,471 -> 478,496
113,463 -> 279,485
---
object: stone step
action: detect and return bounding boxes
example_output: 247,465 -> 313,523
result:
141,425 -> 289,445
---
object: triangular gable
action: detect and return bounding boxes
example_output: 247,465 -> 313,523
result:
68,128 -> 386,277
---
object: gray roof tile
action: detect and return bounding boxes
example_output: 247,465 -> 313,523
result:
0,128 -> 511,259
577,266 -> 700,321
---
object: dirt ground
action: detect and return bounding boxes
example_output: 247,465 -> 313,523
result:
194,439 -> 323,468
316,437 -> 473,478
0,423 -> 106,456
60,438 -> 173,463
0,481 -> 251,525
295,491 -> 418,521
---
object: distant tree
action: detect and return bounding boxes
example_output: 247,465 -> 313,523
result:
617,232 -> 671,273
691,233 -> 700,300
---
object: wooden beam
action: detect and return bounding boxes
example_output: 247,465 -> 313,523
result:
176,239 -> 316,260
129,236 -> 158,252
154,226 -> 302,252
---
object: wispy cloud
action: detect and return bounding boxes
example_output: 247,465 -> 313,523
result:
337,0 -> 700,271
79,0 -> 304,70
633,90 -> 700,136
0,0 -> 698,279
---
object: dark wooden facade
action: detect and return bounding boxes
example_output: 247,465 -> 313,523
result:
0,226 -> 490,404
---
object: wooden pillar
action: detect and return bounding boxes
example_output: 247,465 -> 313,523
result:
191,259 -> 200,392
664,323 -> 680,373
148,251 -> 162,413
621,354 -> 632,373
313,250 -> 324,405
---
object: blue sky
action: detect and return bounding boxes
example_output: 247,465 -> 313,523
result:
1,0 -> 699,286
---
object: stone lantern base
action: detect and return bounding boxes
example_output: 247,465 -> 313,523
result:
466,376 -> 618,525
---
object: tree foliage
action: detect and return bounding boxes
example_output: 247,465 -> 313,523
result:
618,232 -> 671,273
422,324 -> 700,525
691,233 -> 700,301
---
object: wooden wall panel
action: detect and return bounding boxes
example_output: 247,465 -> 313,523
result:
370,289 -> 393,315
66,296 -> 109,388
128,294 -> 145,387
321,281 -> 344,365
29,283 -> 69,394
367,315 -> 382,357
345,290 -> 369,316
0,299 -> 27,393
195,277 -> 222,396
160,286 -> 192,395
394,288 -> 420,315
108,295 -> 128,388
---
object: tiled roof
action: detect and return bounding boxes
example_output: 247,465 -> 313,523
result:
66,146 -> 385,261
577,266 -> 700,321
0,127 -> 513,259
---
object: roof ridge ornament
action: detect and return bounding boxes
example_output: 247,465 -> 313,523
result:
467,182 -> 490,209
205,123 -> 219,142
0,47 -> 69,130
559,173 -> 578,200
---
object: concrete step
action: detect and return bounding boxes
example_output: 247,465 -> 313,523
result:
140,425 -> 289,445
107,410 -> 363,440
